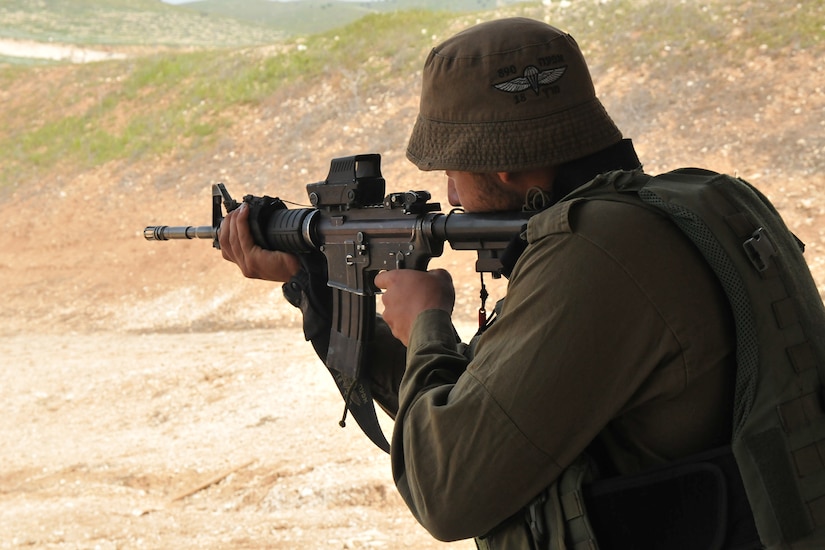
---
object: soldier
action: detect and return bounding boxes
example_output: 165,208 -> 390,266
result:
221,17 -> 763,548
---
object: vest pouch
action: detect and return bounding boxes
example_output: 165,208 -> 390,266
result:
477,447 -> 760,550
476,455 -> 600,550
583,446 -> 760,550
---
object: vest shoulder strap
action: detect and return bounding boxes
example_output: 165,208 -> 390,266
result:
569,168 -> 825,548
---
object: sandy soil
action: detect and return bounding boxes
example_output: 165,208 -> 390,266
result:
0,328 -> 475,549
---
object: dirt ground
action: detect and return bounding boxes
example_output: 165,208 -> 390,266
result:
1,22 -> 824,550
0,329 -> 477,549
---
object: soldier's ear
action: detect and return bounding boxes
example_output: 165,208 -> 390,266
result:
497,171 -> 534,191
496,172 -> 516,186
498,168 -> 557,192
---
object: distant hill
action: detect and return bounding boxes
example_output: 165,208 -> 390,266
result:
173,0 -> 534,36
0,0 -> 532,50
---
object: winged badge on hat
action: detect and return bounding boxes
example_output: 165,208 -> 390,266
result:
493,65 -> 567,95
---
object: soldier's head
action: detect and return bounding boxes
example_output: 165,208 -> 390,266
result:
406,17 -> 622,180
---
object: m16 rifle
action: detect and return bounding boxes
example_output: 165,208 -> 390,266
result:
144,154 -> 534,451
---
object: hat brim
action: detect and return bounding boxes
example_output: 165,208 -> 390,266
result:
406,97 -> 622,172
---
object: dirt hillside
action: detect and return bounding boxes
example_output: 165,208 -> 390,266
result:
0,8 -> 824,549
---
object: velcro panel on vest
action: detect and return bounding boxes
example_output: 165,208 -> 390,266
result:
745,428 -> 813,541
787,342 -> 817,374
583,460 -> 729,550
636,169 -> 825,548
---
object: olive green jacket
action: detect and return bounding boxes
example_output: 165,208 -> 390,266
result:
385,194 -> 737,543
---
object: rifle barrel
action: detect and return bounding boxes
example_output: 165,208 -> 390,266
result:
144,225 -> 215,241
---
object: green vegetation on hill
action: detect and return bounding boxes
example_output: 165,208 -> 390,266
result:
182,0 -> 533,36
178,0 -> 374,37
0,9 -> 453,186
0,0 -> 823,188
0,0 -> 531,47
0,0 -> 285,47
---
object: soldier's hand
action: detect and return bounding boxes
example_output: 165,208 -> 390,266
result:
219,203 -> 301,282
374,268 -> 455,346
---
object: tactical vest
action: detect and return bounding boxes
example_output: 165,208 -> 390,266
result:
479,168 -> 825,550
571,168 -> 825,549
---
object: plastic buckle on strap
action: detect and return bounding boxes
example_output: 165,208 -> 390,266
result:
526,490 -> 548,544
743,227 -> 776,272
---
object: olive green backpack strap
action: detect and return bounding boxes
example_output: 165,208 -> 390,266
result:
579,167 -> 825,548
483,167 -> 825,548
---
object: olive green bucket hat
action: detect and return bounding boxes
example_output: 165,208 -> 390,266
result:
406,18 -> 622,172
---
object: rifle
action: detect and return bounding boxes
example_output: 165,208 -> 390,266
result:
144,153 -> 533,452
